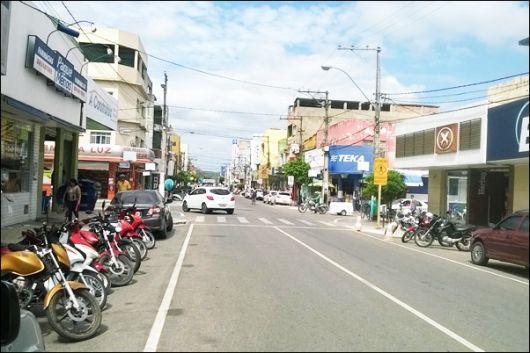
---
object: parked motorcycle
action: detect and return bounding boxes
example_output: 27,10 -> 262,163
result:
298,198 -> 328,214
1,231 -> 102,341
119,203 -> 156,250
414,213 -> 475,251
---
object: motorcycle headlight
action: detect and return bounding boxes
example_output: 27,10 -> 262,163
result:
114,225 -> 122,233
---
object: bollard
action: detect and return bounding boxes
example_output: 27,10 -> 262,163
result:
383,222 -> 394,241
354,215 -> 362,231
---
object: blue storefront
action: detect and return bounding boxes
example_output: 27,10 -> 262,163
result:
328,145 -> 373,202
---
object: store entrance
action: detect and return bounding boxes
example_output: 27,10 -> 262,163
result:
468,169 -> 509,226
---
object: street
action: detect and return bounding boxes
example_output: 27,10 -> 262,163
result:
39,196 -> 529,352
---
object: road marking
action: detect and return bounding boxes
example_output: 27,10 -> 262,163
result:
273,226 -> 484,352
299,220 -> 315,226
237,217 -> 249,223
258,217 -> 273,224
348,226 -> 529,286
195,216 -> 205,223
278,218 -> 294,225
217,216 -> 226,223
144,224 -> 194,352
318,221 -> 336,227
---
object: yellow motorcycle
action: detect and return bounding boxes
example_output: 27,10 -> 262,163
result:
1,227 -> 102,341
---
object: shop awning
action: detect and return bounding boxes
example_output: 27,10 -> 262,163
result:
404,174 -> 424,187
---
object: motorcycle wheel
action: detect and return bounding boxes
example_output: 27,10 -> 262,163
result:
101,255 -> 134,287
456,232 -> 472,252
96,271 -> 111,293
46,288 -> 102,341
401,230 -> 415,243
298,204 -> 308,213
317,205 -> 328,214
67,272 -> 107,309
414,229 -> 434,247
132,237 -> 148,260
122,242 -> 142,273
141,229 -> 156,249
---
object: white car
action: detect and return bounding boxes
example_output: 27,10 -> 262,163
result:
263,191 -> 277,204
391,198 -> 428,213
272,191 -> 292,205
182,187 -> 235,214
256,189 -> 264,200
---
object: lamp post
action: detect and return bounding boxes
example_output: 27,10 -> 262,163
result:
322,51 -> 384,227
46,20 -> 96,45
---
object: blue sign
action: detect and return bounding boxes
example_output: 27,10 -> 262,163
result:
487,98 -> 529,161
328,145 -> 373,174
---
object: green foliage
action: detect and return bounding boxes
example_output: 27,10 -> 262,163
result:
282,159 -> 311,186
219,176 -> 225,184
361,170 -> 407,206
175,171 -> 192,185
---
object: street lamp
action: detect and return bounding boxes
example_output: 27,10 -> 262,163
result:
46,20 -> 96,45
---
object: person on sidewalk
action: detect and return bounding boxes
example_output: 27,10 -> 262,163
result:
64,178 -> 81,221
117,174 -> 131,192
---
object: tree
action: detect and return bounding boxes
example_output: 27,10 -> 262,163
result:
282,159 -> 311,186
219,176 -> 225,185
361,170 -> 407,207
175,171 -> 192,185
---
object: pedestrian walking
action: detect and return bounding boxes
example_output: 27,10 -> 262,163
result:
116,174 -> 131,192
64,178 -> 81,221
251,188 -> 257,205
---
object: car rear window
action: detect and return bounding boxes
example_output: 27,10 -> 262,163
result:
114,191 -> 159,204
210,188 -> 230,195
279,192 -> 290,196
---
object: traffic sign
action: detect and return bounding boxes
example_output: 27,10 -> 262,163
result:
374,158 -> 388,185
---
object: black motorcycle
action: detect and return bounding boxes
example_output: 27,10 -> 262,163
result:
414,213 -> 476,251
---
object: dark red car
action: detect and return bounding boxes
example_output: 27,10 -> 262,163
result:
470,210 -> 529,268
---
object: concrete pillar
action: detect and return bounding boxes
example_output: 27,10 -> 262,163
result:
52,128 -> 65,213
428,169 -> 447,216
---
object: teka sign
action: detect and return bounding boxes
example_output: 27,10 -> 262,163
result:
328,145 -> 373,174
487,98 -> 529,161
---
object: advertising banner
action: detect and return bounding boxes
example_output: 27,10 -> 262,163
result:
328,145 -> 373,174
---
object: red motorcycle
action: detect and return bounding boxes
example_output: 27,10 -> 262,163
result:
118,203 -> 156,250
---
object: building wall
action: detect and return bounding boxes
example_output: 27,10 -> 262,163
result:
513,164 -> 529,211
427,169 -> 447,216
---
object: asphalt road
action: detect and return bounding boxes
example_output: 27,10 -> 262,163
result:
38,196 -> 529,352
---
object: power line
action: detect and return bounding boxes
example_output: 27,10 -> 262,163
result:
384,72 -> 529,96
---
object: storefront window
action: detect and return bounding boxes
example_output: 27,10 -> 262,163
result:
447,170 -> 468,223
1,117 -> 33,193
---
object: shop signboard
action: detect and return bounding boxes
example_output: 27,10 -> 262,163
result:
84,78 -> 117,130
328,145 -> 373,174
487,98 -> 529,161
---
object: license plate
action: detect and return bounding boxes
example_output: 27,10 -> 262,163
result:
219,204 -> 226,207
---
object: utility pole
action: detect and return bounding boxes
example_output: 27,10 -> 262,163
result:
339,45 -> 383,227
161,72 -> 168,195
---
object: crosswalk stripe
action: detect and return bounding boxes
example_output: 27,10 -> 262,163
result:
299,220 -> 315,226
195,216 -> 205,223
318,221 -> 336,227
237,217 -> 249,223
278,218 -> 294,225
217,216 -> 226,223
258,217 -> 273,224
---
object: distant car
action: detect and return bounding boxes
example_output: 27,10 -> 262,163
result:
107,190 -> 173,238
470,210 -> 529,268
172,193 -> 183,201
256,189 -> 264,201
263,191 -> 277,204
328,201 -> 354,216
272,191 -> 292,205
182,186 -> 235,214
391,198 -> 428,213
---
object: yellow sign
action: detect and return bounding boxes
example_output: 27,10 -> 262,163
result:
374,158 -> 388,185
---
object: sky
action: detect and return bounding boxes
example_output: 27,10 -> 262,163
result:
34,1 -> 529,172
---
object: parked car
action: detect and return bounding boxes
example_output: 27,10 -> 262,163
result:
106,190 -> 173,238
391,198 -> 428,213
182,186 -> 235,214
172,193 -> 183,201
1,280 -> 46,352
263,191 -> 277,204
470,209 -> 529,268
272,191 -> 292,205
328,201 -> 354,216
256,189 -> 264,201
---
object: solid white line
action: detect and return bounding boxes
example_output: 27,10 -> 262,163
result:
144,224 -> 194,352
195,216 -> 205,223
347,226 -> 529,286
258,217 -> 273,224
273,226 -> 485,352
278,218 -> 294,225
237,217 -> 249,223
217,216 -> 226,223
299,220 -> 315,226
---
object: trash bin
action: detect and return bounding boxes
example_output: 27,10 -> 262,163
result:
79,179 -> 97,213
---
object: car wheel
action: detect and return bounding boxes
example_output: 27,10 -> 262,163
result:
340,210 -> 347,216
201,203 -> 209,214
167,213 -> 173,231
226,209 -> 234,215
471,241 -> 488,265
182,201 -> 190,212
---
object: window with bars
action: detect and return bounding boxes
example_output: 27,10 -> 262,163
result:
459,118 -> 481,150
90,132 -> 111,144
